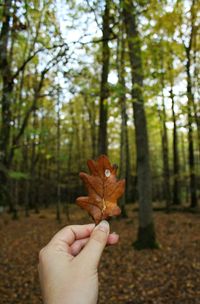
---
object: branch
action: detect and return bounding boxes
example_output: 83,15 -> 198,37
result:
9,66 -> 48,162
11,43 -> 68,81
188,0 -> 196,52
76,35 -> 117,47
11,48 -> 43,81
8,44 -> 69,162
85,0 -> 102,31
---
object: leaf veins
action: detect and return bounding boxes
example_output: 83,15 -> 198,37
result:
76,155 -> 125,224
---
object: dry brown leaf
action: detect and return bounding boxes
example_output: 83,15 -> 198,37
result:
76,155 -> 125,224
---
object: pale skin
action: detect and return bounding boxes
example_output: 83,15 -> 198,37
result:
38,220 -> 119,304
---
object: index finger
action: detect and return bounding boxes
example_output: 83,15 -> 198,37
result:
49,224 -> 95,247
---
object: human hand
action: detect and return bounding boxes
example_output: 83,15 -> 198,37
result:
38,220 -> 119,304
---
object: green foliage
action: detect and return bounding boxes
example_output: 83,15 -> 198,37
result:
8,170 -> 29,180
0,0 -> 199,215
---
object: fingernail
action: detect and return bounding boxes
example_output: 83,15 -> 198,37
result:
95,220 -> 109,233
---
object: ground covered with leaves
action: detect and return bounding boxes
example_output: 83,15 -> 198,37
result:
0,205 -> 200,304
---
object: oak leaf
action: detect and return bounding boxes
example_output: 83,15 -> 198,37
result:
76,155 -> 125,224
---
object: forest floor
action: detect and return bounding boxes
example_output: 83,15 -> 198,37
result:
0,204 -> 200,304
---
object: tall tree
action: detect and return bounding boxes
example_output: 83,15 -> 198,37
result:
170,81 -> 181,205
181,0 -> 199,208
84,97 -> 97,158
0,0 -> 13,204
123,1 -> 157,248
182,0 -> 198,207
98,0 -> 110,155
56,89 -> 61,222
157,93 -> 171,209
117,11 -> 130,217
159,54 -> 171,209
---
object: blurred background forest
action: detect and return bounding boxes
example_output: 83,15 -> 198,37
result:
0,0 -> 199,218
0,0 -> 200,303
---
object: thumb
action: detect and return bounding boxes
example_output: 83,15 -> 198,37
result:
79,220 -> 110,268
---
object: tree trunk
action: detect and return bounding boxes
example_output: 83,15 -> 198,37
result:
56,91 -> 61,222
117,20 -> 130,217
158,99 -> 171,210
12,162 -> 19,220
0,0 -> 13,206
180,132 -> 189,204
30,107 -> 40,213
184,0 -> 198,208
84,96 -> 97,158
186,55 -> 197,207
192,29 -> 200,156
98,0 -> 110,155
123,1 -> 157,249
170,85 -> 181,205
157,65 -> 171,210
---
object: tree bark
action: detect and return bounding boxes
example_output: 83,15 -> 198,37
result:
98,0 -> 110,155
123,1 -> 157,249
186,53 -> 197,208
84,96 -> 97,158
158,66 -> 171,209
117,20 -> 130,217
30,107 -> 38,213
56,90 -> 61,222
22,136 -> 30,217
0,0 -> 13,205
158,98 -> 171,210
184,0 -> 198,208
180,132 -> 189,204
192,27 -> 200,155
170,85 -> 181,205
